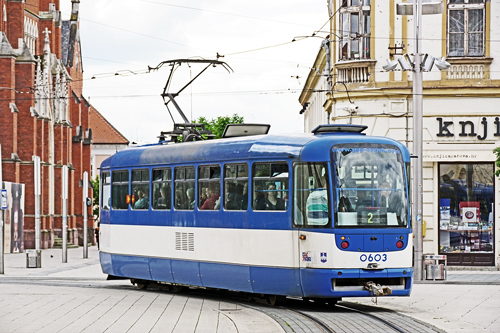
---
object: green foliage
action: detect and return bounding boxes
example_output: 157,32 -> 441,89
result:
91,176 -> 100,217
196,114 -> 244,139
494,147 -> 500,177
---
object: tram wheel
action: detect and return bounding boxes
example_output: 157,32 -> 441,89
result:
266,295 -> 278,306
170,285 -> 184,293
266,295 -> 285,306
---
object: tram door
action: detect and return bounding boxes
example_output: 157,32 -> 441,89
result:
294,163 -> 331,270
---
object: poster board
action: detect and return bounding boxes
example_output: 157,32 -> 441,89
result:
2,182 -> 25,253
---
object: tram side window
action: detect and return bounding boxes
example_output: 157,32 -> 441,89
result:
101,172 -> 111,210
112,170 -> 129,210
152,168 -> 171,210
131,169 -> 150,210
224,164 -> 248,210
253,162 -> 289,211
198,165 -> 221,210
174,166 -> 195,210
293,163 -> 330,227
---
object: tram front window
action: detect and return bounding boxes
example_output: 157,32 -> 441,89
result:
333,144 -> 408,228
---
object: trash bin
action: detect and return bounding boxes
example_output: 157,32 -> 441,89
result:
423,254 -> 446,280
26,250 -> 41,268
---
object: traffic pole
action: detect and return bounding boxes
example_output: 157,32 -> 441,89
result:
62,165 -> 68,263
83,171 -> 88,259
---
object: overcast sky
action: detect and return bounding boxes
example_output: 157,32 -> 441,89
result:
60,1 -> 328,144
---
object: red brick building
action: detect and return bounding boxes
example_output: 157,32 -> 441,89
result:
0,0 -> 92,249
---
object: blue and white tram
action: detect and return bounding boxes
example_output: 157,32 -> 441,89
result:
98,124 -> 413,301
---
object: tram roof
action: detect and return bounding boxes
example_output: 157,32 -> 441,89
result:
100,131 -> 410,169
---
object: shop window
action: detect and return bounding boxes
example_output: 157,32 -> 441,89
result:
293,163 -> 330,227
439,163 -> 494,254
131,169 -> 150,210
175,166 -> 195,210
448,0 -> 485,57
253,162 -> 289,211
224,164 -> 249,210
339,0 -> 371,60
112,170 -> 129,210
152,168 -> 171,210
101,172 -> 110,210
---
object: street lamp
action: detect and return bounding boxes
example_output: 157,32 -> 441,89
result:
384,0 -> 447,281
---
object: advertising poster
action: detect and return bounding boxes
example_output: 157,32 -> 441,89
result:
439,198 -> 450,230
2,182 -> 25,253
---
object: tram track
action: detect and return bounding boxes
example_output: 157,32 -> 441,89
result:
0,277 -> 443,332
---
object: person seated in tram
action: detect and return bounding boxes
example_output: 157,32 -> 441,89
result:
200,184 -> 220,210
156,185 -> 170,209
355,185 -> 372,209
134,187 -> 149,209
259,184 -> 286,210
378,181 -> 404,216
306,177 -> 328,224
186,187 -> 195,210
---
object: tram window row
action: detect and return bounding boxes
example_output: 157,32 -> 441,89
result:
102,162 -> 290,212
100,161 -> 331,228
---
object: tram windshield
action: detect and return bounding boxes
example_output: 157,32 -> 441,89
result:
333,143 -> 408,228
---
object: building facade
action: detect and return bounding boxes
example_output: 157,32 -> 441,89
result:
0,0 -> 93,249
89,105 -> 129,180
300,0 -> 499,267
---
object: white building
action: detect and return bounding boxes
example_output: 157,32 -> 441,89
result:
89,106 -> 129,180
300,0 -> 499,267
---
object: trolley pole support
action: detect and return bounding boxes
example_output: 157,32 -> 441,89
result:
83,171 -> 88,259
62,165 -> 68,263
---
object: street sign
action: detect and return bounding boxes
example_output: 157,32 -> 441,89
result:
1,189 -> 7,210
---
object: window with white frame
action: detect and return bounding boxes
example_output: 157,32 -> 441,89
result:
448,0 -> 485,57
339,0 -> 371,61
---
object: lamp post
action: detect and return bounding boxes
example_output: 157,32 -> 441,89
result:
384,0 -> 448,280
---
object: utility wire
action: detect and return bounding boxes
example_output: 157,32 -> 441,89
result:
139,0 -> 320,28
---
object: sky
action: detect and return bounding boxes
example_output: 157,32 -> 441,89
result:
60,1 -> 328,144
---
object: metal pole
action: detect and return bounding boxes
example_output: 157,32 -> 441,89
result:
62,165 -> 68,263
83,171 -> 88,259
33,156 -> 41,251
0,144 -> 3,274
412,0 -> 424,281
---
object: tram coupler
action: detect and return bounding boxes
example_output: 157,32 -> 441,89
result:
365,281 -> 392,296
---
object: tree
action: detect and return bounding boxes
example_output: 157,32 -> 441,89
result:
91,176 -> 100,217
196,114 -> 244,139
494,147 -> 500,176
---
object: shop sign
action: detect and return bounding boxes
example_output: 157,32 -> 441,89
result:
436,117 -> 500,141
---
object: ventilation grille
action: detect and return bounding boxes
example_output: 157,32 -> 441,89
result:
175,232 -> 194,251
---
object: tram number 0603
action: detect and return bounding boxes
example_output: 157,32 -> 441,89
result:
360,254 -> 387,262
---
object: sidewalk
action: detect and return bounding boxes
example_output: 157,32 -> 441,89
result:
344,270 -> 500,333
1,248 -> 499,333
0,247 -> 284,333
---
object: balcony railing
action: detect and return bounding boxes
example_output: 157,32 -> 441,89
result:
335,60 -> 376,84
446,58 -> 492,81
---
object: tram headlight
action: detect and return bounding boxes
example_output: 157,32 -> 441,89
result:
341,241 -> 349,249
396,240 -> 404,249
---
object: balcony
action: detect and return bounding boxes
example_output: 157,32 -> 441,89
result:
335,60 -> 376,84
446,58 -> 492,80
